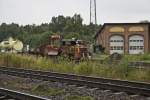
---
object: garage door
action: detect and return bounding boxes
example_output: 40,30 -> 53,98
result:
129,35 -> 144,54
110,35 -> 124,54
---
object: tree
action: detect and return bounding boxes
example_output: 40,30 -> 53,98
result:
0,23 -> 8,41
0,14 -> 101,48
139,20 -> 149,23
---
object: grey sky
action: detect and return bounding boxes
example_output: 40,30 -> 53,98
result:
0,0 -> 150,25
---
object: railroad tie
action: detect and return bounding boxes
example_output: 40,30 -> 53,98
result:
68,85 -> 77,90
53,82 -> 62,88
130,95 -> 146,100
0,95 -> 7,99
112,92 -> 129,100
146,97 -> 150,100
66,85 -> 77,95
87,88 -> 98,96
99,90 -> 113,100
93,89 -> 103,96
77,86 -> 88,96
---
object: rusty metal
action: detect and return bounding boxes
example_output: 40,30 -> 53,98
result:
37,34 -> 91,60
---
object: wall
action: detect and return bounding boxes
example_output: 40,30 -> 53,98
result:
96,24 -> 149,54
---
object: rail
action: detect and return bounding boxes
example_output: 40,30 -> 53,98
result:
0,88 -> 50,100
0,66 -> 150,96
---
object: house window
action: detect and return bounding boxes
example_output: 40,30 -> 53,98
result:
110,46 -> 124,50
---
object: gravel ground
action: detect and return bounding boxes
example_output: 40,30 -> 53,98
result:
0,74 -> 149,100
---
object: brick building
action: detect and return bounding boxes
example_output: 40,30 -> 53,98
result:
95,23 -> 150,54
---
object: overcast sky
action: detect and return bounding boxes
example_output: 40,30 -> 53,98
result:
0,0 -> 150,25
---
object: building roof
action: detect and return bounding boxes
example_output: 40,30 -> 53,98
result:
94,22 -> 150,39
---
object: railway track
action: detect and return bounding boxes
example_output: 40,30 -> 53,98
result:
0,87 -> 50,100
0,66 -> 150,97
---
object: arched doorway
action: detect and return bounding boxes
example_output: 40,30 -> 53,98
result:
109,35 -> 124,54
129,35 -> 144,54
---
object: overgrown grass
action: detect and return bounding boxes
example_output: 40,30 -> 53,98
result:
124,54 -> 150,62
0,53 -> 150,82
65,95 -> 94,100
31,83 -> 65,96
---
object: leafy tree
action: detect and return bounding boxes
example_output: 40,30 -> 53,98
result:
0,14 -> 101,48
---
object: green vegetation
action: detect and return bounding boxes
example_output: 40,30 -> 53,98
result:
0,14 -> 100,48
32,83 -> 93,100
65,95 -> 94,100
31,83 -> 65,96
0,53 -> 150,82
32,83 -> 94,100
124,54 -> 150,62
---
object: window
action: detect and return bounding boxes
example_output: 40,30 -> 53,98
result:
130,40 -> 132,42
117,46 -> 120,50
110,46 -> 113,50
133,40 -> 136,42
140,40 -> 143,42
110,40 -> 113,42
110,46 -> 123,50
140,46 -> 144,50
130,46 -> 144,50
120,40 -> 123,42
110,40 -> 123,42
130,40 -> 143,42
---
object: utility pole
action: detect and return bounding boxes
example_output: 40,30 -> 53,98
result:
90,0 -> 98,53
90,0 -> 97,25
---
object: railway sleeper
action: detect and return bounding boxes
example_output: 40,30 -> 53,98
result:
112,92 -> 129,100
0,94 -> 7,99
98,90 -> 114,100
146,97 -> 150,100
130,95 -> 146,100
1,67 -> 150,97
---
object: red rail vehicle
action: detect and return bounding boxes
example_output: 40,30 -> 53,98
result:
37,34 -> 91,61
